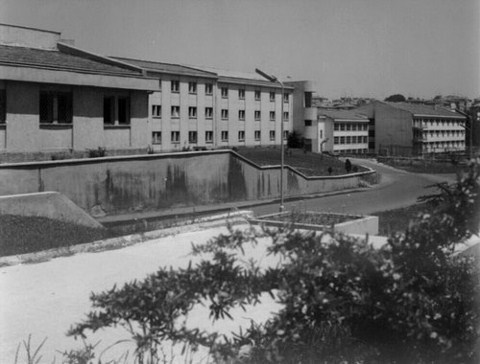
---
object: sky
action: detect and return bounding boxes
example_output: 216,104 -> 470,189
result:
1,0 -> 479,99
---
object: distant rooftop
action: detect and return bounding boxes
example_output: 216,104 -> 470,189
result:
319,109 -> 369,121
385,102 -> 466,118
112,57 -> 217,78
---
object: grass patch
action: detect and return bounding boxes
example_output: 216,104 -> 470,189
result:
372,202 -> 435,236
236,147 -> 367,176
0,214 -> 106,257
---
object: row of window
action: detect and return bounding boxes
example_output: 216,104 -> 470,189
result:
152,130 -> 288,144
334,123 -> 369,131
170,80 -> 290,102
421,130 -> 465,138
153,105 -> 289,121
422,141 -> 465,149
336,149 -> 369,154
39,91 -> 132,125
334,136 -> 368,145
414,119 -> 465,128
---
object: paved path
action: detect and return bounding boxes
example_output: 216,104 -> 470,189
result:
251,159 -> 457,216
0,225 -> 281,363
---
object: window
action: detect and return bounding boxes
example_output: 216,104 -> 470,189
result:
188,106 -> 197,119
283,111 -> 289,121
239,110 -> 245,120
205,83 -> 213,95
205,107 -> 213,119
103,96 -> 115,124
334,137 -> 339,144
283,93 -> 289,103
188,82 -> 197,94
152,105 -> 161,118
340,124 -> 345,131
346,124 -> 351,131
352,136 -> 357,144
171,131 -> 180,143
188,131 -> 197,144
255,90 -> 261,101
255,110 -> 261,121
254,130 -> 261,141
152,131 -> 162,144
171,106 -> 180,118
221,131 -> 228,142
221,87 -> 228,98
283,130 -> 288,140
40,91 -> 73,124
270,91 -> 275,102
320,130 -> 323,139
352,124 -> 357,131
340,136 -> 345,144
346,136 -> 351,144
171,80 -> 180,93
334,124 -> 339,131
117,97 -> 130,124
0,89 -> 5,123
238,89 -> 245,99
304,92 -> 312,108
304,120 -> 312,126
238,130 -> 245,141
205,131 -> 213,143
221,109 -> 229,120
270,111 -> 275,121
269,130 -> 275,141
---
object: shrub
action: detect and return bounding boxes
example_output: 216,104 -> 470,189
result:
68,163 -> 480,363
87,147 -> 106,158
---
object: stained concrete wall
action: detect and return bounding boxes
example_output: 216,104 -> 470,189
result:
0,150 -> 377,216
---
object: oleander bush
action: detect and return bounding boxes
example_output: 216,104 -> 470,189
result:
68,162 -> 480,364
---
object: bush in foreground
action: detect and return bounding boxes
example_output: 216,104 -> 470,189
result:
67,163 -> 480,363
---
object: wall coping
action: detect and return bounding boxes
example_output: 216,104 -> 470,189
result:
0,149 -> 377,181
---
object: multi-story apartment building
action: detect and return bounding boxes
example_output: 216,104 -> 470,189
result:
356,101 -> 466,155
0,23 -> 296,160
114,59 -> 294,151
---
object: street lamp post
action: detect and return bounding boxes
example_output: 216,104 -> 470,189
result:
255,68 -> 285,212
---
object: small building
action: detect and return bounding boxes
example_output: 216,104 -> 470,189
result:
319,109 -> 369,155
356,101 -> 467,155
114,59 -> 295,151
0,24 -> 159,161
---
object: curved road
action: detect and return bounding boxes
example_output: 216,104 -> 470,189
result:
251,159 -> 457,216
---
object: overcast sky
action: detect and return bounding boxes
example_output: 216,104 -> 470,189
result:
1,0 -> 479,99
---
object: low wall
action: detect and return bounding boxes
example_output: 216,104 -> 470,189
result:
0,191 -> 103,228
0,150 -> 377,216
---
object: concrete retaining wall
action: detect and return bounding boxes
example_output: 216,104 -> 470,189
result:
0,191 -> 103,228
0,150 -> 377,216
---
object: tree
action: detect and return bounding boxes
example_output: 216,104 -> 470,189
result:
384,94 -> 406,102
69,163 -> 480,364
287,131 -> 303,149
345,158 -> 352,173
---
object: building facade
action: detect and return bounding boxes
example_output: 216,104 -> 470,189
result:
115,59 -> 294,152
356,101 -> 467,155
0,24 -> 159,160
320,110 -> 369,154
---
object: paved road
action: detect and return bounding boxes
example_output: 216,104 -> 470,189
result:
251,159 -> 457,216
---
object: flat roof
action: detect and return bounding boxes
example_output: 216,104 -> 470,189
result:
319,109 -> 369,121
113,57 -> 218,78
385,102 -> 466,118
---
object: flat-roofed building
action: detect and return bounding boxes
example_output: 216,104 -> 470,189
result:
357,101 -> 467,155
0,24 -> 159,161
319,109 -> 369,155
114,59 -> 294,151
